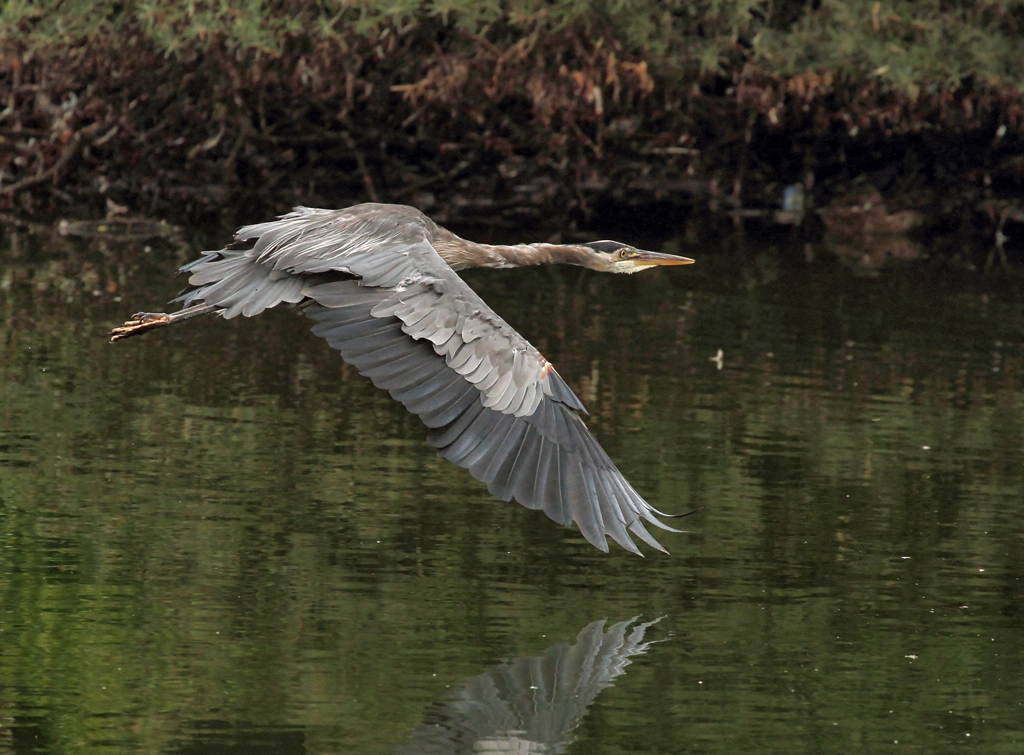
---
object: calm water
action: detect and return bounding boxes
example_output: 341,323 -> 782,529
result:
1,216 -> 1023,754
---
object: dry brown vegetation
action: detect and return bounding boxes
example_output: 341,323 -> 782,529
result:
1,1 -> 1023,231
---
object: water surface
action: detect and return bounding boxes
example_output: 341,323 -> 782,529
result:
1,219 -> 1023,754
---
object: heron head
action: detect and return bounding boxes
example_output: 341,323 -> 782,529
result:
580,241 -> 695,274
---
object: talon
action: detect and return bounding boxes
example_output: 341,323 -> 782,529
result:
133,312 -> 166,323
109,312 -> 170,342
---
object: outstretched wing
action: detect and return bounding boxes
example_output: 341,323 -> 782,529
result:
179,205 -> 679,554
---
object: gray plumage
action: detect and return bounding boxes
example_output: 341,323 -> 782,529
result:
112,203 -> 696,554
396,617 -> 663,755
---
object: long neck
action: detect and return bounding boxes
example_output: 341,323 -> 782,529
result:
434,237 -> 610,271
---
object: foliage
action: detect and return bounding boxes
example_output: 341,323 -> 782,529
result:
3,0 -> 1023,91
0,1 -> 1022,218
755,0 -> 1024,92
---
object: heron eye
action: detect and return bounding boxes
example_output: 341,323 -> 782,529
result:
617,248 -> 630,259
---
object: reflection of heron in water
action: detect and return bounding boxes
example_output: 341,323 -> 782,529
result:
111,203 -> 696,553
396,617 -> 664,755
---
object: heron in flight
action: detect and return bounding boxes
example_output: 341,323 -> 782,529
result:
111,203 -> 695,554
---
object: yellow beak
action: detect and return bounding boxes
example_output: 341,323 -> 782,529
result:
632,250 -> 696,266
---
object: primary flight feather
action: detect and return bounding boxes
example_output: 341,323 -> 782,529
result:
111,203 -> 695,554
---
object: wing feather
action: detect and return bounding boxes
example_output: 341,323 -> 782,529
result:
384,362 -> 457,399
336,323 -> 410,358
463,414 -> 519,474
591,471 -> 640,555
543,447 -> 569,527
507,432 -> 545,509
449,343 -> 481,372
463,354 -> 495,384
417,382 -> 480,428
427,396 -> 486,447
628,513 -> 669,552
375,355 -> 449,393
439,404 -> 503,465
402,373 -> 475,417
172,205 -> 681,553
562,455 -> 604,551
346,339 -> 420,370
483,423 -> 530,496
361,349 -> 437,381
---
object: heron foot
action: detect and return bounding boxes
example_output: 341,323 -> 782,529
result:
109,312 -> 171,342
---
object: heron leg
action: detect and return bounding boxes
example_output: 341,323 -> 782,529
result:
109,303 -> 217,342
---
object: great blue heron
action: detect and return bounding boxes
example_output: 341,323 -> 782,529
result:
111,203 -> 695,554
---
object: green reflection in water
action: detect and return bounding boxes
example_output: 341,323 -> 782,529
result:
1,225 -> 1023,754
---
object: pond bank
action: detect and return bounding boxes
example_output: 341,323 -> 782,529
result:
1,2 -> 1023,253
